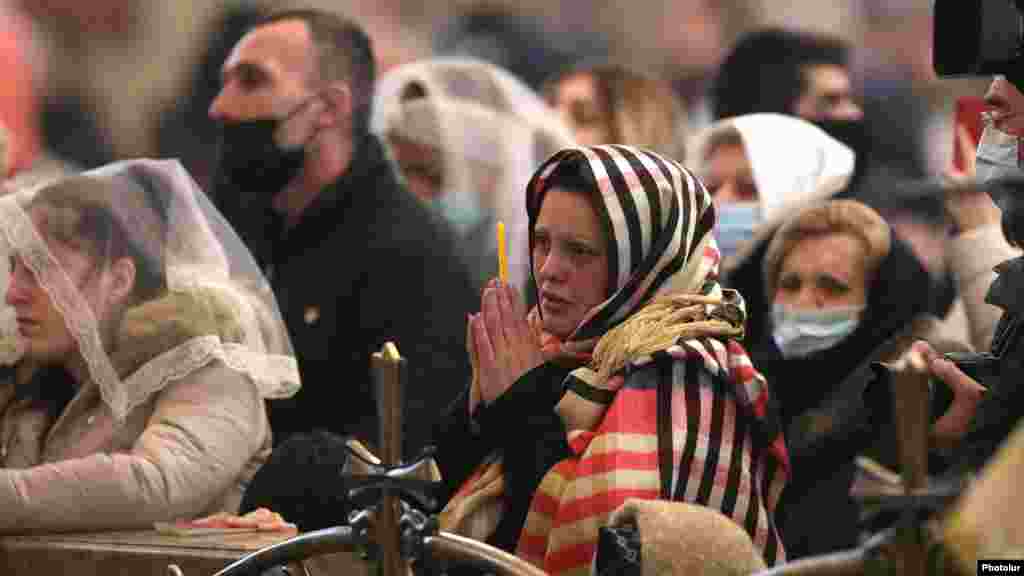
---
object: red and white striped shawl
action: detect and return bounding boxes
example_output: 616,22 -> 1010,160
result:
516,336 -> 789,575
442,145 -> 789,574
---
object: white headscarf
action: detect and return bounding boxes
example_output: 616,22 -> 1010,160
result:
370,57 -> 575,291
689,113 -> 855,222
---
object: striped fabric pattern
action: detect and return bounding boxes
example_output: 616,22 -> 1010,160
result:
526,145 -> 717,344
517,146 -> 788,573
441,145 -> 787,574
516,348 -> 788,574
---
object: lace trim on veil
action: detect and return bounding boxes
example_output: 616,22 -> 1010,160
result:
0,195 -> 300,421
119,335 -> 300,420
0,194 -> 123,398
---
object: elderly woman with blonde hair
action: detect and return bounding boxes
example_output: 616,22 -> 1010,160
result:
749,198 -> 983,559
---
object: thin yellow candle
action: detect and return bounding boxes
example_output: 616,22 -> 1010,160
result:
497,221 -> 507,283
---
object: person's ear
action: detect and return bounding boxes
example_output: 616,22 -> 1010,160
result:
107,257 -> 137,305
317,82 -> 352,129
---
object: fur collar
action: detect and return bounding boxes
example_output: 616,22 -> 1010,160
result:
111,288 -> 245,379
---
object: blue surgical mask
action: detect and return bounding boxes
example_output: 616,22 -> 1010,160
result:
714,202 -> 760,260
430,192 -> 487,237
771,303 -> 863,359
977,123 -> 1022,201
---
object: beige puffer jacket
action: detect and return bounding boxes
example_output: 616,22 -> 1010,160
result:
0,290 -> 272,533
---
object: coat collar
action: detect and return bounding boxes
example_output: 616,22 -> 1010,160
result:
273,134 -> 398,262
987,256 -> 1024,315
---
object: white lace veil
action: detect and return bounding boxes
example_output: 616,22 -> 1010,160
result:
0,158 -> 299,421
0,163 -> 73,367
370,57 -> 575,290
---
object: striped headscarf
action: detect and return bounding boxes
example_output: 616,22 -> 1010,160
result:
527,145 -> 719,345
441,146 -> 788,572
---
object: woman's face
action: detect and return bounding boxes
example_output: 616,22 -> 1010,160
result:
549,72 -> 612,146
4,206 -> 121,365
774,232 -> 869,310
703,143 -> 757,203
532,186 -> 609,339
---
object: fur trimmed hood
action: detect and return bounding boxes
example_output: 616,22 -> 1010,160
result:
111,288 -> 246,380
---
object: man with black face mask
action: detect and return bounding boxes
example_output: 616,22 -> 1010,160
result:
713,27 -> 986,346
916,74 -> 1024,471
712,28 -> 868,183
207,9 -> 475,459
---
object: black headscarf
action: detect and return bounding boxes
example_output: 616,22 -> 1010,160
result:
731,232 -> 935,423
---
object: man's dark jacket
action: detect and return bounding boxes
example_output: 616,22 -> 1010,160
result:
263,134 -> 476,457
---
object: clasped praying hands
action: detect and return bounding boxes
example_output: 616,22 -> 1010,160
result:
468,280 -> 545,413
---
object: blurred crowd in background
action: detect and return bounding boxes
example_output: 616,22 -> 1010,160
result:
0,0 -> 1021,569
0,0 -> 982,182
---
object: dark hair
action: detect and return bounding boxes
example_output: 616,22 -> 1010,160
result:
541,156 -> 599,200
255,8 -> 376,137
434,6 -> 605,91
528,155 -> 614,297
712,27 -> 850,120
30,175 -> 168,302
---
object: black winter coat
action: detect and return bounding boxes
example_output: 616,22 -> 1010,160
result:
263,134 -> 477,457
957,256 -> 1024,471
431,362 -> 572,554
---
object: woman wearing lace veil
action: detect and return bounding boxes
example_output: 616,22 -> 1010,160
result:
371,57 -> 575,293
0,158 -> 299,532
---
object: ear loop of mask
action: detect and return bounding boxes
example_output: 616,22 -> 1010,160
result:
275,92 -> 324,151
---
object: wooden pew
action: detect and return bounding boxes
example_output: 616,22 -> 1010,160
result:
0,529 -> 369,576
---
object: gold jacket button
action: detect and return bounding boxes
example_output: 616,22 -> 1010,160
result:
304,306 -> 320,325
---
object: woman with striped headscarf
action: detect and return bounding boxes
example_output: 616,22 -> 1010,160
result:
430,145 -> 789,574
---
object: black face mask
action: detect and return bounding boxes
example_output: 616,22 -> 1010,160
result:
213,94 -> 320,200
212,100 -> 316,268
812,118 -> 866,153
811,118 -> 871,197
212,97 -> 320,266
214,117 -> 307,201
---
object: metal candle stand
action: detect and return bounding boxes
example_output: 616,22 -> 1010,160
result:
211,343 -> 543,576
212,345 -> 975,576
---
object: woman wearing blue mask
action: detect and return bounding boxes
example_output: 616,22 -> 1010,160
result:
764,200 -> 885,359
371,57 -> 575,294
752,199 -> 978,559
690,113 -> 856,264
697,114 -> 1004,357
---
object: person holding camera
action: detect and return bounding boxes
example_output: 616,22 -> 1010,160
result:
916,73 -> 1024,470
